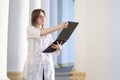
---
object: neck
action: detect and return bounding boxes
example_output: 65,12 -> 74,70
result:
34,24 -> 44,30
34,24 -> 42,28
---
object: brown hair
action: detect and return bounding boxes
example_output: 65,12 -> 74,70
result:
31,9 -> 46,26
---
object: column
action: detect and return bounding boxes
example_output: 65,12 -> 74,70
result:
41,0 -> 50,28
87,0 -> 120,80
70,0 -> 87,79
0,0 -> 10,79
8,0 -> 29,72
50,0 -> 59,67
29,0 -> 41,23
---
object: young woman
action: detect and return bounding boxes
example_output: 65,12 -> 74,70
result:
23,9 -> 68,80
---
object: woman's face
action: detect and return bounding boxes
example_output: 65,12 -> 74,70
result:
37,12 -> 46,25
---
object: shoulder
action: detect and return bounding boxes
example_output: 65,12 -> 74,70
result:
27,25 -> 34,29
47,33 -> 53,39
27,25 -> 37,32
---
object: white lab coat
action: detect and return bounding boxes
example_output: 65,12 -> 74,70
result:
23,25 -> 55,80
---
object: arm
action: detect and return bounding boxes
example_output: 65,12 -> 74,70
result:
40,22 -> 68,36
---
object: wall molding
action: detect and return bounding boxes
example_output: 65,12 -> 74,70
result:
58,63 -> 74,67
55,63 -> 74,68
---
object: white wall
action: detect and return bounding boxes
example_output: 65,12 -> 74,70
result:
87,0 -> 120,80
74,0 -> 87,72
75,0 -> 120,80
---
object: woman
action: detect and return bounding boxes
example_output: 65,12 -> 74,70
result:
23,9 -> 68,80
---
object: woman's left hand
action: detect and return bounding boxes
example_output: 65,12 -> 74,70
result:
51,41 -> 62,55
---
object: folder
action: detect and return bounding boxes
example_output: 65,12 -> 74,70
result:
43,21 -> 79,53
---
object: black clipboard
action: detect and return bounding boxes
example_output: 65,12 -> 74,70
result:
43,21 -> 79,53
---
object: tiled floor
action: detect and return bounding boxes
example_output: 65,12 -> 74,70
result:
8,66 -> 73,80
8,73 -> 70,80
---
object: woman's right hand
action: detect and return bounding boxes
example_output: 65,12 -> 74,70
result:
58,22 -> 68,29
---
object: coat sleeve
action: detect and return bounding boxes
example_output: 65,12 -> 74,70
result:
48,34 -> 54,44
27,26 -> 41,38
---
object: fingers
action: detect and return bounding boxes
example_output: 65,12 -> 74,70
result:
51,44 -> 59,50
57,41 -> 62,45
59,41 -> 62,45
63,22 -> 68,28
51,41 -> 62,50
59,22 -> 68,29
57,41 -> 59,45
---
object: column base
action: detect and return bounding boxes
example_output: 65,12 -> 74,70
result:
70,68 -> 86,80
7,72 -> 22,80
0,77 -> 10,80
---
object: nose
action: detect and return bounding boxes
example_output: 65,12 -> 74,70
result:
41,18 -> 46,22
41,17 -> 45,21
